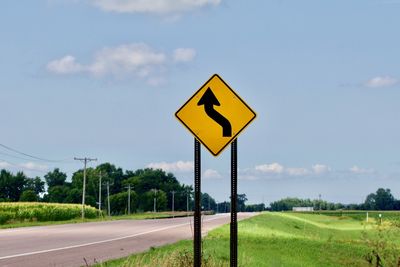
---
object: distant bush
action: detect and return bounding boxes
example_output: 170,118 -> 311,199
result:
0,211 -> 14,224
0,202 -> 98,224
19,190 -> 38,202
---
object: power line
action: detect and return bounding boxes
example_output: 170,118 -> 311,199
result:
0,150 -> 44,162
0,158 -> 48,173
0,143 -> 73,163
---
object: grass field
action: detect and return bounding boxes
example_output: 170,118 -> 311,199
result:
96,211 -> 400,267
308,210 -> 400,222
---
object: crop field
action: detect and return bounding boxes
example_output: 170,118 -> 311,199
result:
98,211 -> 400,267
0,202 -> 196,228
0,202 -> 98,225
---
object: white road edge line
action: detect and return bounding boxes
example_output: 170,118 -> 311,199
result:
0,215 -> 230,260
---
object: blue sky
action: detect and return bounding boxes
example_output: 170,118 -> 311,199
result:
1,0 -> 400,205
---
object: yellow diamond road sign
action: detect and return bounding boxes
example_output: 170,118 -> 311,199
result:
175,74 -> 256,156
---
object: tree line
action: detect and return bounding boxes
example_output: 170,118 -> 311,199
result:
0,163 -> 263,214
269,188 -> 400,211
3,165 -> 397,213
0,163 -> 209,214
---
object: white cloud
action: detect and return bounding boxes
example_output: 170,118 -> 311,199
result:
255,163 -> 284,174
47,43 -> 196,85
90,0 -> 222,14
19,162 -> 49,172
364,76 -> 398,88
254,163 -> 310,176
147,76 -> 167,87
251,162 -> 334,179
0,161 -> 11,169
203,169 -> 222,179
47,55 -> 83,74
147,160 -> 194,172
312,164 -> 330,175
349,165 -> 374,174
88,44 -> 166,77
173,48 -> 196,63
286,167 -> 309,176
239,175 -> 259,181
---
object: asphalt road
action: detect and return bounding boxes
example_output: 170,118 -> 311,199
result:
0,213 -> 256,267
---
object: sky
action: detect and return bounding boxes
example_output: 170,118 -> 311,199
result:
1,0 -> 400,205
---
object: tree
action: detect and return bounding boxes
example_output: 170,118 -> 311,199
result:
71,168 -> 97,199
363,188 -> 396,210
237,194 -> 248,212
394,200 -> 400,210
364,193 -> 376,210
109,191 -> 138,215
374,188 -> 395,210
20,190 -> 38,202
245,203 -> 265,212
25,177 -> 45,196
45,168 -> 67,188
201,193 -> 216,211
139,190 -> 167,212
0,171 -> 27,201
270,198 -> 314,211
96,163 -> 124,195
0,170 -> 14,201
46,185 -> 70,203
124,169 -> 185,210
64,188 -> 82,204
218,201 -> 230,213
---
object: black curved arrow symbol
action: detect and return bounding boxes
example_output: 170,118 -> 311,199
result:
197,87 -> 232,137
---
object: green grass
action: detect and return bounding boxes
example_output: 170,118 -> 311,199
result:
303,210 -> 400,222
0,212 -> 189,229
95,212 -> 400,267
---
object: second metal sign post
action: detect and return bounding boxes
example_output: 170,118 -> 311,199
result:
176,74 -> 256,267
193,138 -> 239,267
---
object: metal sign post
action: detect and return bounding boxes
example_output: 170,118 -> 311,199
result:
194,139 -> 201,267
175,74 -> 256,267
230,139 -> 238,267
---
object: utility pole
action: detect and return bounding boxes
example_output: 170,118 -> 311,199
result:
125,184 -> 132,215
186,190 -> 190,214
74,157 -> 97,219
171,191 -> 175,218
107,181 -> 111,216
208,195 -> 211,211
319,194 -> 322,211
98,171 -> 102,215
186,190 -> 190,217
152,189 -> 157,213
128,184 -> 131,215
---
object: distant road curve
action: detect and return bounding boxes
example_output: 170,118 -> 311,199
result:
0,213 -> 256,267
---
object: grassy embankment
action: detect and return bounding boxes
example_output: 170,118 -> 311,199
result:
308,210 -> 400,222
0,202 -> 192,229
96,211 -> 400,267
